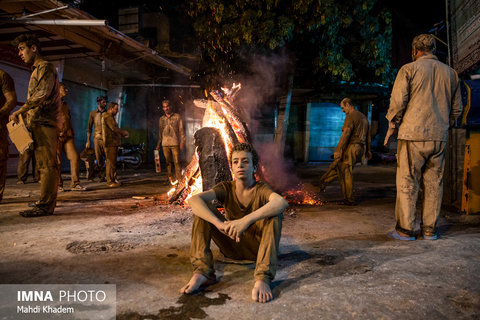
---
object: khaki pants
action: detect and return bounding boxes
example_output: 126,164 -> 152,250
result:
57,137 -> 80,188
31,124 -> 59,214
94,136 -> 106,179
162,146 -> 181,181
0,134 -> 7,201
320,143 -> 364,202
17,144 -> 39,182
190,209 -> 282,284
395,140 -> 446,236
105,146 -> 118,184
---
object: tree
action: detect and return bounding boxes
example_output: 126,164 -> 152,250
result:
187,0 -> 394,86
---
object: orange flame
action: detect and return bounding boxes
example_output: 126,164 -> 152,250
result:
176,84 -> 246,204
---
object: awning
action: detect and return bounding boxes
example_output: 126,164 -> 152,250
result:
0,0 -> 191,77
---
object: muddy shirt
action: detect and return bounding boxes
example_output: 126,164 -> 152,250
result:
0,69 -> 15,132
213,181 -> 274,221
17,58 -> 61,127
158,113 -> 185,147
386,54 -> 463,141
102,112 -> 122,147
342,109 -> 369,145
59,100 -> 74,140
87,108 -> 106,140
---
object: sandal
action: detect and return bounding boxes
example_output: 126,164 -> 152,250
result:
19,207 -> 53,217
387,230 -> 415,241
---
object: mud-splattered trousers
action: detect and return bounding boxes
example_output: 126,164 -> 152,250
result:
395,140 -> 446,236
190,209 -> 283,284
319,143 -> 364,203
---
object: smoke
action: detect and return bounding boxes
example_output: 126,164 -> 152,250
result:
231,51 -> 300,192
234,51 -> 291,131
255,141 -> 301,192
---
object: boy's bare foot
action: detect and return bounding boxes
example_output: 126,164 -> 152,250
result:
180,273 -> 215,294
252,280 -> 273,303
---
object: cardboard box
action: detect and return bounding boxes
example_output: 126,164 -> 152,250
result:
7,115 -> 33,153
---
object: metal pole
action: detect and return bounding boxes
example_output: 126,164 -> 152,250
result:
21,19 -> 107,26
16,5 -> 69,19
445,0 -> 452,67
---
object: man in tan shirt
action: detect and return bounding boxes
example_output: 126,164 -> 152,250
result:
384,34 -> 463,241
86,96 -> 107,181
10,34 -> 61,217
181,143 -> 288,303
0,69 -> 17,202
102,102 -> 129,187
57,83 -> 85,191
319,98 -> 370,205
155,99 -> 185,182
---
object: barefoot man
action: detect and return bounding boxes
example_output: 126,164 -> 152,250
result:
181,143 -> 288,303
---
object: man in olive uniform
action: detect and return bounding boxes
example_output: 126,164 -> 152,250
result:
57,83 -> 86,191
86,95 -> 107,181
318,98 -> 370,205
102,102 -> 129,187
0,69 -> 17,202
10,34 -> 61,216
155,99 -> 185,183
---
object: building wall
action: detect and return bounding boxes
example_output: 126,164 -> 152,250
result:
306,102 -> 345,162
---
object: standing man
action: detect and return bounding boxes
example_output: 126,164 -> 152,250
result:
181,143 -> 288,303
0,69 -> 17,202
57,83 -> 86,191
102,102 -> 129,187
10,34 -> 61,217
86,95 -> 107,181
384,34 -> 463,241
155,99 -> 185,183
318,98 -> 370,205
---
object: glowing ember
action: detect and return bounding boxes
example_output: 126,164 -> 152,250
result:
283,183 -> 325,206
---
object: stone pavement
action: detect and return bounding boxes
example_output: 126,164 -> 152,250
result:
0,165 -> 479,319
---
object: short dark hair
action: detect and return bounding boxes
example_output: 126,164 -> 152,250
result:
97,95 -> 107,102
108,102 -> 118,110
412,34 -> 436,53
229,143 -> 259,168
341,97 -> 353,107
12,34 -> 41,52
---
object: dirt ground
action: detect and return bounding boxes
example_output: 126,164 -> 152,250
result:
1,164 -> 479,319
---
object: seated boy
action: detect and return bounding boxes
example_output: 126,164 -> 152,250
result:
181,143 -> 288,303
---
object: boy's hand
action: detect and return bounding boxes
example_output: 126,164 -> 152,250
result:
224,218 -> 251,242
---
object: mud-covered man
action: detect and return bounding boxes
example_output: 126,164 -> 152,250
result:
86,95 -> 107,181
318,98 -> 370,205
102,102 -> 129,187
0,69 -> 17,202
57,83 -> 86,191
10,34 -> 61,217
181,143 -> 288,303
384,34 -> 463,240
155,99 -> 185,183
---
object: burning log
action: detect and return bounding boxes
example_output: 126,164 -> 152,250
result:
195,127 -> 232,191
168,153 -> 199,204
210,89 -> 252,144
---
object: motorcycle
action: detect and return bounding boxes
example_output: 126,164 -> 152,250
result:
117,142 -> 145,169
